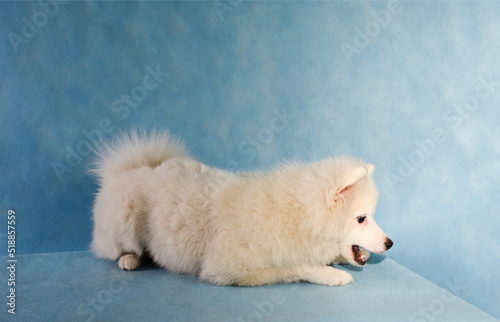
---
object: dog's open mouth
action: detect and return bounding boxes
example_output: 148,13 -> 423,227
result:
352,245 -> 366,265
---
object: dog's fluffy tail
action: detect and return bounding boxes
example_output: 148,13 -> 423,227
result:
91,130 -> 189,181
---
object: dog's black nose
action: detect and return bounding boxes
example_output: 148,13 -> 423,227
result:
385,238 -> 393,250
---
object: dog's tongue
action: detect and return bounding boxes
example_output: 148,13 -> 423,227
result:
352,245 -> 366,265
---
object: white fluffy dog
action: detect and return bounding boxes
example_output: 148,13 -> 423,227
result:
91,131 -> 392,286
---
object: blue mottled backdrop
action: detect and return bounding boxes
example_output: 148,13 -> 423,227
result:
1,0 -> 499,319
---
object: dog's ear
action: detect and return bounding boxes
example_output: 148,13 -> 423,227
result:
329,164 -> 374,207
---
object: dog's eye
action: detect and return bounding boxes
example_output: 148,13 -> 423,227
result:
357,216 -> 366,224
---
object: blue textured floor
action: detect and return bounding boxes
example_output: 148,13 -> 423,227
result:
1,251 -> 496,321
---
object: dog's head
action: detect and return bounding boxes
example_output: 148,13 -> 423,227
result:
331,162 -> 393,266
297,157 -> 393,266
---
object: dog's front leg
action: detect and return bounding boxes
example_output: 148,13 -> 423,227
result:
223,265 -> 353,287
300,266 -> 353,286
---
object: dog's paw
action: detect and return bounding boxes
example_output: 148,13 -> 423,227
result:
328,269 -> 353,286
118,253 -> 141,271
305,266 -> 353,286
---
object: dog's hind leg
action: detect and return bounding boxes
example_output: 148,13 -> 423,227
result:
115,193 -> 148,271
118,253 -> 142,271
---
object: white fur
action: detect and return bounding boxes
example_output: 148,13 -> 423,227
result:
91,131 -> 392,286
